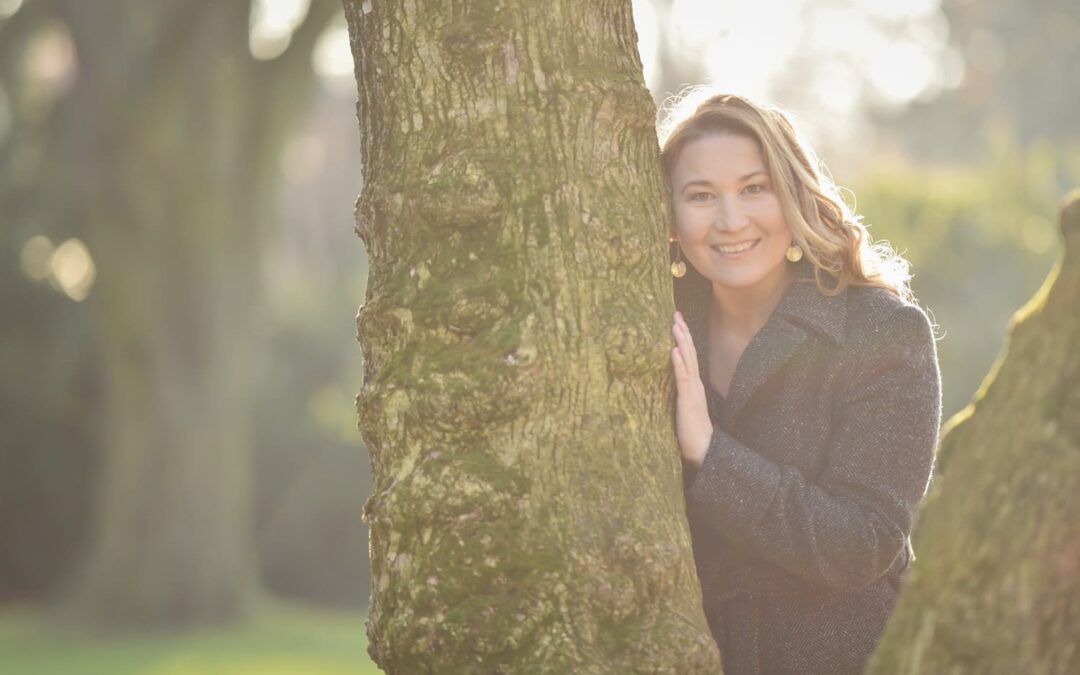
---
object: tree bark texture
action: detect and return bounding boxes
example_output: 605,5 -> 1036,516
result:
25,0 -> 339,627
868,191 -> 1080,674
346,0 -> 721,672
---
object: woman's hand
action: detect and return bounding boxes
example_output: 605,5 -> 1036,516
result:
672,310 -> 713,468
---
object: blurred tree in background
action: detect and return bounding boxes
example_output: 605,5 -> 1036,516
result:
252,93 -> 371,609
0,0 -> 355,628
0,0 -> 101,604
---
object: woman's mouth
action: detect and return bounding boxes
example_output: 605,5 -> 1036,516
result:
711,239 -> 761,257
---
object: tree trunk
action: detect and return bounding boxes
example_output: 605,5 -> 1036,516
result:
868,191 -> 1080,674
25,0 -> 339,628
346,1 -> 721,672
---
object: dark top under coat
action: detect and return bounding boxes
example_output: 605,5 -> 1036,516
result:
674,258 -> 942,675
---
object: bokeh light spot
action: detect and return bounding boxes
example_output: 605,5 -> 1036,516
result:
49,238 -> 96,302
250,0 -> 311,61
20,235 -> 55,281
868,42 -> 936,105
313,14 -> 353,96
0,0 -> 23,20
23,20 -> 78,117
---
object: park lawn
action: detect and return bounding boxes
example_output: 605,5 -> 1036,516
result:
0,600 -> 382,675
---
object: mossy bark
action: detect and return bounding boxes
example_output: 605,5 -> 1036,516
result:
867,191 -> 1080,674
345,0 -> 721,672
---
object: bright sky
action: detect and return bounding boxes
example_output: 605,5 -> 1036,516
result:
635,0 -> 959,105
0,0 -> 960,128
246,0 -> 964,155
634,0 -> 962,157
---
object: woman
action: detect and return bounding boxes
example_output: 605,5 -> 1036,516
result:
663,90 -> 942,674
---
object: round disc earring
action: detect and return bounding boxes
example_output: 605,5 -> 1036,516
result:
670,238 -> 687,278
785,242 -> 804,262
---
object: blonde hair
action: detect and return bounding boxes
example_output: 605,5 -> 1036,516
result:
658,87 -> 912,302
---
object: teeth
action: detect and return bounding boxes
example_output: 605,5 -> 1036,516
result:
714,240 -> 757,253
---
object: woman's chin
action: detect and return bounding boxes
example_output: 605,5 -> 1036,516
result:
703,269 -> 770,291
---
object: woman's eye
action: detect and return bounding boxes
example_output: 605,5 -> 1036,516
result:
744,184 -> 765,195
688,192 -> 712,202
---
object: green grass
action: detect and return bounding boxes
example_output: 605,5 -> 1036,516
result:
0,600 -> 383,675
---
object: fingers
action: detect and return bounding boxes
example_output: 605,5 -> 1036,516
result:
671,311 -> 699,378
672,346 -> 686,383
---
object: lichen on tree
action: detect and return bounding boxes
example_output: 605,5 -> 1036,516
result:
345,0 -> 722,672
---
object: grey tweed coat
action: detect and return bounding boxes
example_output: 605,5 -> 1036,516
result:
674,257 -> 942,675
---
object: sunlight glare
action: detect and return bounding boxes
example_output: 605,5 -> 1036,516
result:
250,0 -> 311,61
860,0 -> 939,22
313,14 -> 354,96
671,0 -> 730,46
631,0 -> 659,89
868,42 -> 936,105
20,235 -> 54,281
671,0 -> 802,99
49,238 -> 96,301
0,0 -> 23,20
24,22 -> 78,113
816,62 -> 861,114
659,0 -> 955,139
808,6 -> 876,58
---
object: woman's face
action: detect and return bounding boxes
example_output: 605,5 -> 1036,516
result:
669,133 -> 794,294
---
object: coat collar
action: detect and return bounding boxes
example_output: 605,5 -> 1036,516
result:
673,258 -> 848,427
673,258 -> 848,348
772,259 -> 848,346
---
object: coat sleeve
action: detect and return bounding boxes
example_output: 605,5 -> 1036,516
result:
682,303 -> 942,592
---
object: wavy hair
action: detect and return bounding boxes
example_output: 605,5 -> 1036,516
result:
657,87 -> 912,302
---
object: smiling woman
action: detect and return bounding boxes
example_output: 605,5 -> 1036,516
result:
669,133 -> 795,304
660,89 -> 942,675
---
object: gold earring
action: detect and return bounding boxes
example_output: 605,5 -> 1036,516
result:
786,242 -> 803,263
670,238 -> 687,278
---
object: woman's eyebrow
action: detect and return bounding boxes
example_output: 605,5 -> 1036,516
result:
680,179 -> 713,192
680,170 -> 767,192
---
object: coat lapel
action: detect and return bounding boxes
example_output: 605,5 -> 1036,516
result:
722,261 -> 848,427
675,258 -> 849,430
721,314 -> 809,428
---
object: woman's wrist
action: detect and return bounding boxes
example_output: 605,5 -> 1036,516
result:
691,425 -> 713,469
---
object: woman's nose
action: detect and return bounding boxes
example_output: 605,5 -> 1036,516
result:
712,196 -> 749,232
